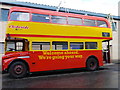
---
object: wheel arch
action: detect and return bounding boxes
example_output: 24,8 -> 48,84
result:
86,55 -> 99,66
8,59 -> 30,73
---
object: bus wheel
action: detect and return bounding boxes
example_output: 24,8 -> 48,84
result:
86,57 -> 98,71
8,61 -> 27,78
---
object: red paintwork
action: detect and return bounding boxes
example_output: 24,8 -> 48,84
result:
2,52 -> 30,71
8,34 -> 112,40
8,7 -> 111,28
2,51 -> 29,60
2,50 -> 103,72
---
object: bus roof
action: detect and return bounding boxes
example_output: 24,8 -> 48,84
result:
9,7 -> 109,22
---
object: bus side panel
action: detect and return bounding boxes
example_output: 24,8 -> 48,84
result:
29,50 -> 103,72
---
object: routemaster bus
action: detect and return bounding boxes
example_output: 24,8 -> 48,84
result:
2,7 -> 112,78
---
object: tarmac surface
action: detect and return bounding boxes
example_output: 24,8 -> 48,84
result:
1,62 -> 119,89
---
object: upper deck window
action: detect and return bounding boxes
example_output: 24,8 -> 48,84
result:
84,19 -> 96,26
32,13 -> 50,22
68,17 -> 82,25
51,16 -> 67,24
10,12 -> 30,21
97,20 -> 108,27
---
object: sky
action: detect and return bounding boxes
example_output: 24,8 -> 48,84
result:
16,0 -> 119,16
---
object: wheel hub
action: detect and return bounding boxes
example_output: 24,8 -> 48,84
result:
90,62 -> 96,69
14,65 -> 23,74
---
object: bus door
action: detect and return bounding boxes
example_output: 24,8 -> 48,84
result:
102,40 -> 111,63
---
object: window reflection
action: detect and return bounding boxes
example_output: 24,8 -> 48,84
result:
10,12 -> 30,21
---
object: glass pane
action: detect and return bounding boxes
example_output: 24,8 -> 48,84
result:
16,47 -> 23,51
51,16 -> 67,24
84,19 -> 96,26
112,22 -> 117,31
42,45 -> 50,50
0,42 -> 4,53
70,42 -> 84,49
32,45 -> 40,50
6,42 -> 15,51
52,42 -> 68,50
1,9 -> 9,21
85,42 -> 97,49
97,20 -> 108,27
32,13 -> 50,22
10,12 -> 30,21
16,42 -> 23,47
16,42 -> 23,51
32,42 -> 50,50
68,17 -> 82,25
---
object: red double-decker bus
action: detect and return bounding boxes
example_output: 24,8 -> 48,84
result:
2,7 -> 112,78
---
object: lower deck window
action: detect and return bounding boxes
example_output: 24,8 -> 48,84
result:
52,42 -> 68,50
32,41 -> 98,50
85,42 -> 97,49
32,42 -> 50,50
70,42 -> 84,49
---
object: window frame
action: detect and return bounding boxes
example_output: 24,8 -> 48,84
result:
51,15 -> 67,24
10,11 -> 30,21
85,42 -> 98,49
0,42 -> 5,54
70,42 -> 84,50
32,13 -> 50,23
6,40 -> 25,51
111,21 -> 117,31
9,10 -> 109,28
1,9 -> 9,21
83,19 -> 97,27
32,42 -> 50,50
52,41 -> 68,50
67,17 -> 83,26
31,41 -> 100,51
97,20 -> 108,28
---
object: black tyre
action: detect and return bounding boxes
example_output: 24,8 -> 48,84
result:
86,57 -> 99,71
8,61 -> 28,78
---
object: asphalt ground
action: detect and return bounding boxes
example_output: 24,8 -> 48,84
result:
1,62 -> 119,89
